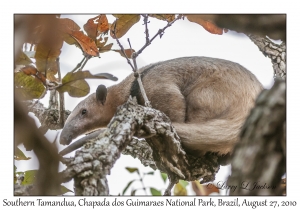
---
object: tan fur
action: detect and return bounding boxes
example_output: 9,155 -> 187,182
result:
60,57 -> 263,156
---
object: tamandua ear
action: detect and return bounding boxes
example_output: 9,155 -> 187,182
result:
96,85 -> 107,105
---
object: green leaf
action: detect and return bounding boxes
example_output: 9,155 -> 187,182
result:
57,71 -> 117,97
174,182 -> 188,196
145,171 -> 154,175
14,147 -> 31,160
93,73 -> 118,81
58,78 -> 90,97
122,179 -> 136,195
125,167 -> 139,174
131,189 -> 137,196
15,172 -> 23,184
22,170 -> 37,185
150,187 -> 161,196
179,180 -> 189,188
16,51 -> 33,65
14,72 -> 46,100
60,185 -> 73,195
161,172 -> 168,183
60,71 -> 117,85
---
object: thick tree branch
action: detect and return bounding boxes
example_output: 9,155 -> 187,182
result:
228,79 -> 286,195
60,97 -> 220,195
26,100 -> 71,130
60,130 -> 157,170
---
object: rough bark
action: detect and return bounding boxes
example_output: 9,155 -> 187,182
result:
60,97 -> 220,195
249,34 -> 286,79
25,100 -> 71,130
122,137 -> 157,170
228,79 -> 286,195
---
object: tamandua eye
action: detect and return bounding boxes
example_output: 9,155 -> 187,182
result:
81,109 -> 87,115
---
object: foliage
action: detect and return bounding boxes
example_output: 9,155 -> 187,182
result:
14,147 -> 31,160
122,167 -> 161,195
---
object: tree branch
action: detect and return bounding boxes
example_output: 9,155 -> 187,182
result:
26,100 -> 70,130
111,23 -> 135,71
60,97 -> 220,195
228,79 -> 286,195
71,56 -> 86,72
248,34 -> 286,79
136,14 -> 182,56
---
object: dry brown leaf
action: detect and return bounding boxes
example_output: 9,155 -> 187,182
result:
110,15 -> 140,39
185,15 -> 226,35
84,15 -> 109,40
113,49 -> 135,58
34,41 -> 62,80
96,37 -> 108,48
98,15 -> 109,33
59,18 -> 80,31
20,66 -> 47,85
99,43 -> 113,53
59,18 -> 81,46
68,30 -> 99,56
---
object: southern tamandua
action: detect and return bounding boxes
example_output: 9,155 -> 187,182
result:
60,57 -> 263,156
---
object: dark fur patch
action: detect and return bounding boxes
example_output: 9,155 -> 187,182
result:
129,62 -> 164,105
129,57 -> 195,105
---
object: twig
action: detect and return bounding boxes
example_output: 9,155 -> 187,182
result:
71,56 -> 86,72
164,177 -> 178,196
136,14 -> 182,57
142,14 -> 150,44
127,38 -> 138,71
137,172 -> 148,195
137,74 -> 151,107
57,58 -> 65,127
127,38 -> 133,50
112,22 -> 135,71
79,55 -> 91,71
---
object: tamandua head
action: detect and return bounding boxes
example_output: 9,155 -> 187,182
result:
60,85 -> 108,145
